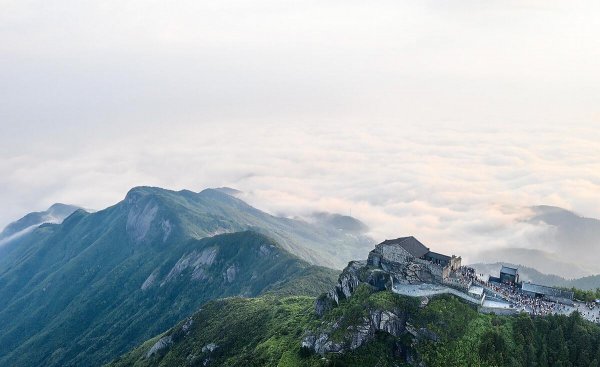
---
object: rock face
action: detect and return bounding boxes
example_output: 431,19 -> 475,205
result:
161,247 -> 218,286
146,335 -> 173,358
306,239 -> 440,360
301,333 -> 343,355
315,239 -> 446,317
141,269 -> 159,290
225,265 -> 238,283
125,189 -> 175,245
126,200 -> 159,244
259,243 -> 275,256
302,308 -> 408,355
368,241 -> 442,284
146,317 -> 195,359
161,219 -> 172,242
315,260 -> 391,316
201,343 -> 218,353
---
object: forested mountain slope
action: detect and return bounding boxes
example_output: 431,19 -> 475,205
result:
0,186 -> 359,366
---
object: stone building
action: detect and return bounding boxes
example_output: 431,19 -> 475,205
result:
499,266 -> 519,284
521,282 -> 574,301
367,236 -> 461,285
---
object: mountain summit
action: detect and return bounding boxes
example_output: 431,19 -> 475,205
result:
0,186 -> 372,366
0,203 -> 81,248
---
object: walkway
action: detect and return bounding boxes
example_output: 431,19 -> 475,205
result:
391,283 -> 482,305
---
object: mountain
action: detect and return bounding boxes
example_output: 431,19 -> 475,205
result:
0,229 -> 338,366
111,284 -> 600,367
473,205 -> 600,278
0,203 -> 81,246
471,247 -> 590,279
0,186 -> 370,366
306,212 -> 369,234
472,262 -> 600,291
530,205 -> 600,258
212,187 -> 243,196
110,237 -> 600,367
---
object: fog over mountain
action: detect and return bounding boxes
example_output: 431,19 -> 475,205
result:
0,203 -> 81,248
471,262 -> 600,291
2,124 -> 600,269
0,186 -> 365,366
471,206 -> 600,278
3,1 -> 600,366
2,0 -> 600,276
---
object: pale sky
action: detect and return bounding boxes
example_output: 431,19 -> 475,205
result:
1,0 -> 600,260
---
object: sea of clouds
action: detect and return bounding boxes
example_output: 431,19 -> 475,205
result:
2,0 -> 600,272
1,122 -> 599,269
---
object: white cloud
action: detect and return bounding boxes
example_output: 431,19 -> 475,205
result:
2,122 -> 599,267
1,1 -> 600,272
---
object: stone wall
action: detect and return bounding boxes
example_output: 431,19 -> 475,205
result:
374,243 -> 414,265
368,243 -> 445,285
449,255 -> 461,271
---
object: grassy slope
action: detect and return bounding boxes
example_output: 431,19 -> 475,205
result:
111,286 -> 600,367
0,228 -> 338,366
109,288 -> 421,367
0,186 -> 372,366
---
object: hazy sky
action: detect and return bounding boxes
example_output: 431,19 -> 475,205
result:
2,1 -> 600,259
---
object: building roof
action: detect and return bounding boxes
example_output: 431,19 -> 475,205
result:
521,282 -> 574,300
500,266 -> 518,276
427,251 -> 451,262
381,236 -> 429,258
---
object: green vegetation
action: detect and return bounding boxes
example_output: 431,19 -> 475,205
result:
419,308 -> 600,367
5,187 -> 600,367
110,290 -> 416,367
0,187 -> 350,366
324,284 -> 418,342
112,287 -> 600,367
567,287 -> 600,302
110,296 -> 322,367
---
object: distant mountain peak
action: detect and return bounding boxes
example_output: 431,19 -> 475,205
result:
306,212 -> 369,233
125,186 -> 167,201
212,187 -> 243,196
0,203 -> 82,243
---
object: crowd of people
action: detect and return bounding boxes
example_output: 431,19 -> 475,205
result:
576,302 -> 600,323
459,266 -> 477,281
454,268 -> 571,317
442,266 -> 600,323
444,266 -> 477,290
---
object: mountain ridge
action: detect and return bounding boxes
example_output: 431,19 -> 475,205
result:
0,186 -> 375,366
0,203 -> 81,246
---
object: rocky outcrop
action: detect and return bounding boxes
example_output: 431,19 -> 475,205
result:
141,269 -> 159,290
181,317 -> 194,334
161,247 -> 218,286
201,343 -> 218,353
315,260 -> 391,316
161,219 -> 172,242
146,316 -> 195,359
306,241 -> 438,362
125,189 -> 174,244
315,294 -> 336,317
224,265 -> 238,283
197,343 -> 219,366
302,308 -> 408,355
126,201 -> 158,244
259,243 -> 275,257
406,322 -> 440,342
146,335 -> 173,358
301,333 -> 343,355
